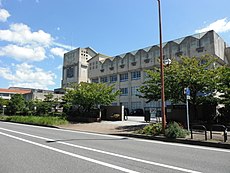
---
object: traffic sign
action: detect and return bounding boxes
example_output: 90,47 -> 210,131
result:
185,88 -> 190,96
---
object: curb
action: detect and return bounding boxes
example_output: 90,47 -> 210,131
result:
111,133 -> 230,150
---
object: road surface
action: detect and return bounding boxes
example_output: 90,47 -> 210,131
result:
0,121 -> 229,173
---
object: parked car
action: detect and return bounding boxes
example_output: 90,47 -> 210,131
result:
129,109 -> 145,116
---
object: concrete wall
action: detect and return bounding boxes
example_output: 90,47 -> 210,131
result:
101,105 -> 124,121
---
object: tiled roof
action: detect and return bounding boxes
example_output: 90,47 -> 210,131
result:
0,88 -> 31,94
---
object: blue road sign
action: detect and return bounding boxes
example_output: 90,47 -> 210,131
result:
186,88 -> 190,96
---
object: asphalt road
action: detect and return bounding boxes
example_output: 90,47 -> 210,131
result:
0,121 -> 229,173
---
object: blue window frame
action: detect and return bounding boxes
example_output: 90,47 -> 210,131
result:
131,71 -> 141,80
110,75 -> 117,83
120,88 -> 128,96
120,73 -> 128,82
100,76 -> 108,83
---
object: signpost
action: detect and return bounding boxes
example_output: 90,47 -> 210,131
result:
185,88 -> 190,131
2,105 -> 6,116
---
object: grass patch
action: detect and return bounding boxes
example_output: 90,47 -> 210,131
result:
0,115 -> 68,126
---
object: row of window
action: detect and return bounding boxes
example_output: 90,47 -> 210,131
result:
92,71 -> 141,83
89,61 -> 98,70
118,100 -> 170,110
120,102 -> 142,110
120,86 -> 140,96
0,93 -> 10,97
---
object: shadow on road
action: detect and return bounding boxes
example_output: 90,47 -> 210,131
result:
46,137 -> 128,143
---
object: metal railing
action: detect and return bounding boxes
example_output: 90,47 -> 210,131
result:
191,125 -> 207,141
210,125 -> 228,142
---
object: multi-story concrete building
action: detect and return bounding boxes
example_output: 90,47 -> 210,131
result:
62,30 -> 230,111
62,47 -> 97,87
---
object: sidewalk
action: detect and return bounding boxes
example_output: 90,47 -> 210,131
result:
58,119 -> 148,135
58,118 -> 230,149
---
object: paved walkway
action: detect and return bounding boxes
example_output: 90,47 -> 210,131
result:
59,116 -> 148,134
58,117 -> 230,148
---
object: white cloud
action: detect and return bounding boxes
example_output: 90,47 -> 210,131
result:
57,64 -> 62,70
50,47 -> 67,57
0,63 -> 56,89
0,8 -> 10,22
195,18 -> 230,33
0,44 -> 46,61
0,22 -> 72,61
0,23 -> 53,46
53,42 -> 73,50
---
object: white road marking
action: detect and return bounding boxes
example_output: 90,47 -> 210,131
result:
0,131 -> 139,173
1,121 -> 230,153
0,127 -> 202,173
1,121 -> 122,138
132,138 -> 230,153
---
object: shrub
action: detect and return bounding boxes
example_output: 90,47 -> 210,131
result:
137,123 -> 162,136
165,122 -> 189,139
0,116 -> 68,126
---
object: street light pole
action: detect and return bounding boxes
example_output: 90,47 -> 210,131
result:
157,0 -> 166,133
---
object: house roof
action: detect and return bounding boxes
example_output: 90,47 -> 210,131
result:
0,88 -> 31,94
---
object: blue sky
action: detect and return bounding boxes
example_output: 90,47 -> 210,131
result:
0,0 -> 230,90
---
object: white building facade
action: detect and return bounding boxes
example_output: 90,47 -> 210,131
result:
62,30 -> 230,111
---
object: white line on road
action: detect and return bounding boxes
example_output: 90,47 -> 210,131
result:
0,127 -> 202,173
0,131 -> 139,173
2,121 -> 230,153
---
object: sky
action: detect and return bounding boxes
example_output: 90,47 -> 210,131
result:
0,0 -> 230,90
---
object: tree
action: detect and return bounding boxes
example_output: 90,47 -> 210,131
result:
35,100 -> 52,116
0,97 -> 9,107
63,82 -> 120,114
0,97 -> 9,115
8,94 -> 26,115
216,67 -> 230,122
217,67 -> 230,108
138,55 -> 222,118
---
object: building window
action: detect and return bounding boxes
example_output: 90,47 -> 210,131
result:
131,71 -> 141,80
0,93 -> 9,97
120,73 -> 128,82
100,76 -> 108,83
131,86 -> 140,96
66,67 -> 74,78
91,78 -> 99,83
110,75 -> 117,83
131,102 -> 141,110
120,88 -> 128,96
111,102 -> 117,106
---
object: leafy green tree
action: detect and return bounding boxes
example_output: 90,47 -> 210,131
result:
34,99 -> 52,116
218,67 -> 230,108
24,100 -> 37,115
0,97 -> 9,115
216,67 -> 230,123
138,56 -> 221,118
0,97 -> 9,107
63,82 -> 120,113
44,93 -> 54,102
8,94 -> 26,115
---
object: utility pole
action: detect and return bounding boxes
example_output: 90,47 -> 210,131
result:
157,0 -> 166,132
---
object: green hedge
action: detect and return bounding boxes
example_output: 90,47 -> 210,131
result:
137,123 -> 162,136
0,116 -> 68,126
165,122 -> 189,139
